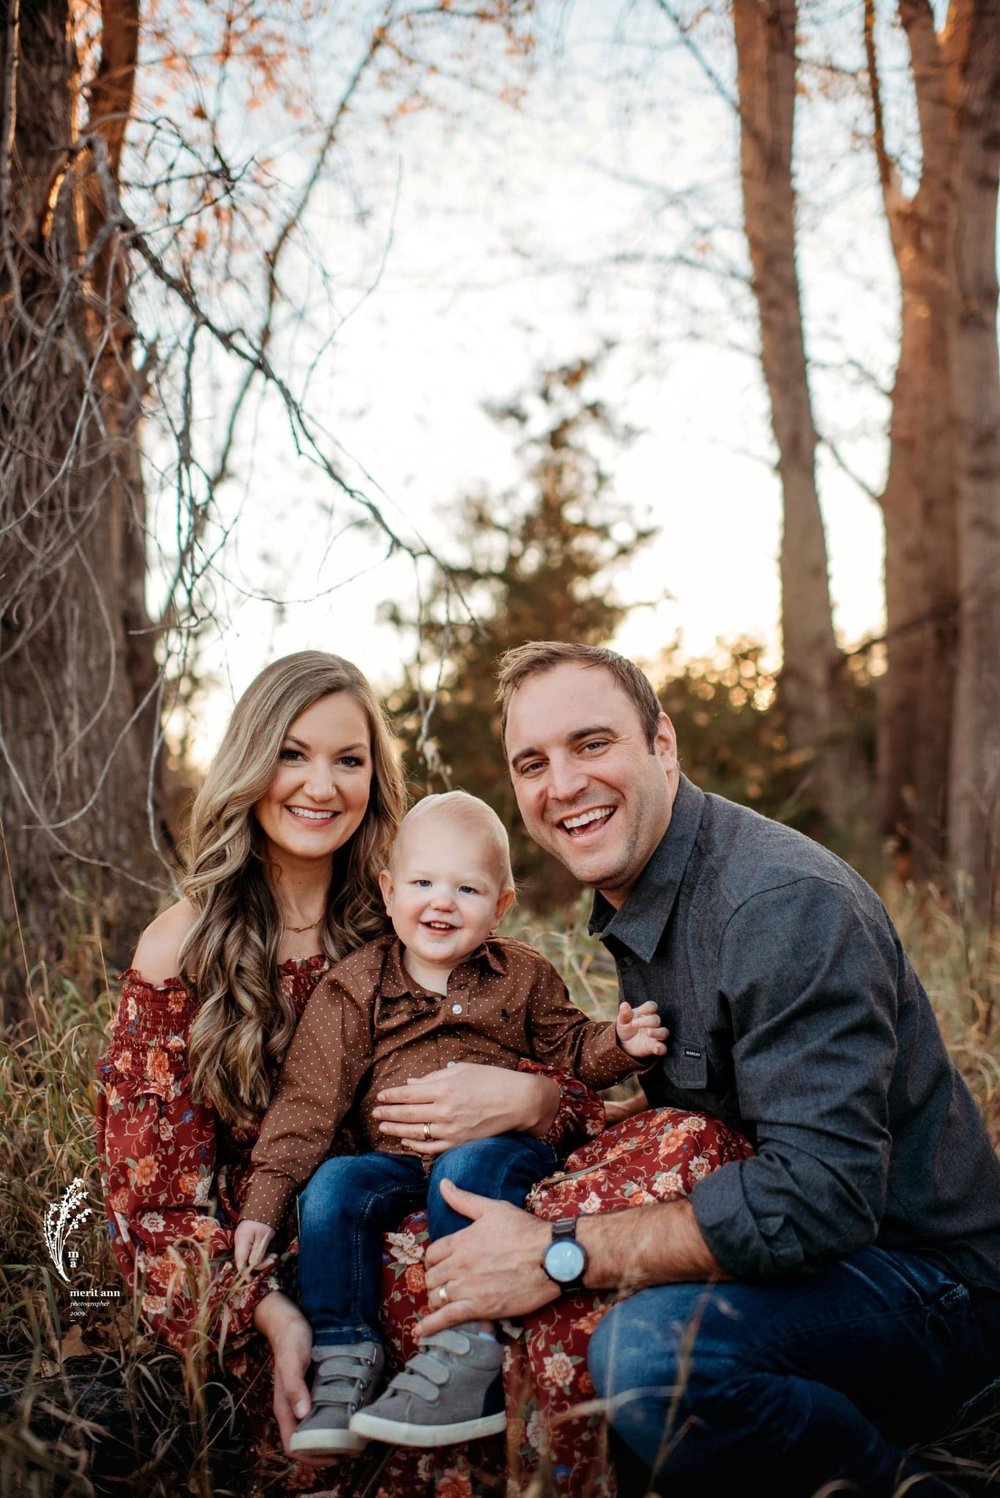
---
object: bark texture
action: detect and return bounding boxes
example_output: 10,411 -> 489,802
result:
0,0 -> 166,1007
867,0 -> 1000,906
947,0 -> 1000,912
866,0 -> 958,876
733,0 -> 865,835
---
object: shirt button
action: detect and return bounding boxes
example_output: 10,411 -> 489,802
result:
446,1060 -> 457,1068
451,1003 -> 463,1015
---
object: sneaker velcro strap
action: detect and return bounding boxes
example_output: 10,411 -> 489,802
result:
384,1328 -> 477,1404
394,1353 -> 450,1396
311,1377 -> 366,1407
315,1353 -> 371,1378
313,1344 -> 380,1368
310,1347 -> 380,1407
387,1368 -> 441,1402
312,1381 -> 366,1404
419,1328 -> 475,1357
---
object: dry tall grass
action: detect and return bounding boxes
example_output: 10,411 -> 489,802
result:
1,887 -> 997,1496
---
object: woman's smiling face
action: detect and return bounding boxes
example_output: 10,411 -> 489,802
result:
253,692 -> 373,867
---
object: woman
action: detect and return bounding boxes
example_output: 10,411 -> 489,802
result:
96,651 -> 605,1496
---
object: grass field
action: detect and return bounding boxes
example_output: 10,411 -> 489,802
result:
1,886 -> 997,1496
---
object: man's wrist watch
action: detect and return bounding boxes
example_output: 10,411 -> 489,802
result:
541,1216 -> 588,1290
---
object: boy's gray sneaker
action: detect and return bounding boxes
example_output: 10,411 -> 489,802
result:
348,1323 -> 505,1447
289,1340 -> 384,1455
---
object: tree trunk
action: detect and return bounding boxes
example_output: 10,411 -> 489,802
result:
867,0 -> 1000,908
946,0 -> 1000,914
0,0 -> 167,1013
732,0 -> 864,835
866,0 -> 958,879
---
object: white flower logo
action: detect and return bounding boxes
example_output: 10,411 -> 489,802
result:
44,1178 -> 92,1283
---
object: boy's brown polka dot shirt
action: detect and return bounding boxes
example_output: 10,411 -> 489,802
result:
242,932 -> 642,1230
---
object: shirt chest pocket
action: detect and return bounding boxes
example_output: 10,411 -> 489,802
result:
663,1035 -> 708,1090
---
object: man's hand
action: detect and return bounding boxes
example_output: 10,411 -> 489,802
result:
418,1182 -> 727,1339
234,1218 -> 275,1270
373,1062 -> 560,1154
616,1000 -> 668,1058
418,1179 -> 561,1337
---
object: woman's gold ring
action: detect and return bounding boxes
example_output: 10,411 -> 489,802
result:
438,1284 -> 448,1305
423,1122 -> 432,1141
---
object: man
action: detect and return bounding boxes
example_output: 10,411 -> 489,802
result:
416,641 -> 1000,1497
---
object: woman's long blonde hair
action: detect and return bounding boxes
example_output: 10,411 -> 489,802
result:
181,652 -> 405,1131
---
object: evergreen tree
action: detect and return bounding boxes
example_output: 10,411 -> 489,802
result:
384,354 -> 656,911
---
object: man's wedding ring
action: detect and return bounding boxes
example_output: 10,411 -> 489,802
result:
423,1121 -> 432,1141
438,1285 -> 448,1305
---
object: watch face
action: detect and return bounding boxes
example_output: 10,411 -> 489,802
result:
545,1238 -> 586,1284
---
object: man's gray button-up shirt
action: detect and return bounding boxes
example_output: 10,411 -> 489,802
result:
589,775 -> 1000,1288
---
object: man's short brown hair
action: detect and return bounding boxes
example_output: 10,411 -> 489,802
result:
496,641 -> 663,750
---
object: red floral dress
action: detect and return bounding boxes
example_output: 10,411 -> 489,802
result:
96,961 -> 753,1497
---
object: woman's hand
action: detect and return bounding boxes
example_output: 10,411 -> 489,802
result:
373,1062 -> 560,1154
252,1290 -> 329,1465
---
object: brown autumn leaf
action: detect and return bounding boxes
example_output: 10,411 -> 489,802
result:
60,1324 -> 91,1360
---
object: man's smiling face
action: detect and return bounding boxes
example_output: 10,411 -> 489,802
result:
505,661 -> 679,908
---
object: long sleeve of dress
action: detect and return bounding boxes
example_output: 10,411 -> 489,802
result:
95,971 -> 281,1362
516,1058 -> 608,1157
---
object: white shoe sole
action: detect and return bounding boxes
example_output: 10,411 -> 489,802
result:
289,1426 -> 368,1455
348,1409 -> 506,1447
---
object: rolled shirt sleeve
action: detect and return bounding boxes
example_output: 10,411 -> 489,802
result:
690,878 -> 900,1279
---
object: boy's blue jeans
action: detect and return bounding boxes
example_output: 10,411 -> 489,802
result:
296,1132 -> 558,1343
588,1244 -> 1000,1497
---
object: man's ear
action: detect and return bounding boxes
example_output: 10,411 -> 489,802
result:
493,887 -> 516,925
653,712 -> 679,775
377,868 -> 394,912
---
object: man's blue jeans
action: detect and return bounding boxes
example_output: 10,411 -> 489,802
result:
296,1133 -> 558,1343
588,1244 -> 1000,1496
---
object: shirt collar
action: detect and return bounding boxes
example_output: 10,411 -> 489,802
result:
588,773 -> 705,962
379,934 -> 505,999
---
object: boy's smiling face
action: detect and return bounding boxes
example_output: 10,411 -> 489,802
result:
379,814 -> 515,993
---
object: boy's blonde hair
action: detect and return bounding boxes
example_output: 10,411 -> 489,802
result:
393,791 -> 515,893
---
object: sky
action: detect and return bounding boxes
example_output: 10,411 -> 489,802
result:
141,1 -> 894,763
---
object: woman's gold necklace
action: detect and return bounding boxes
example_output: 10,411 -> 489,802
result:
282,912 -> 324,933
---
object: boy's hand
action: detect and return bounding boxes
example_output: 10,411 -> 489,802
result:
235,1218 -> 275,1270
616,1000 -> 668,1058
